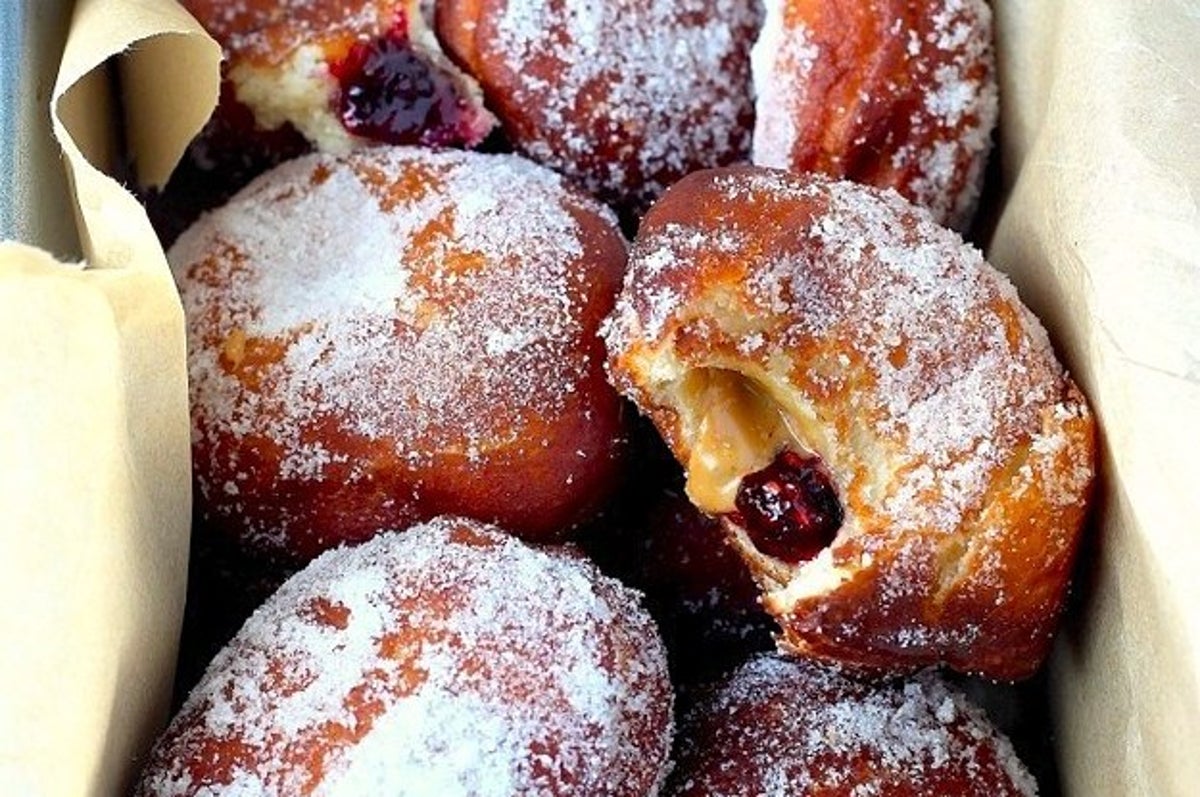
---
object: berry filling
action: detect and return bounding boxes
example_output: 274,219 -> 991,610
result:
333,28 -> 469,146
730,451 -> 843,565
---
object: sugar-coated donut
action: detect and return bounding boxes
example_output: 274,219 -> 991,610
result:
171,147 -> 629,561
751,0 -> 998,230
181,0 -> 495,154
668,655 -> 1039,796
604,167 -> 1096,680
135,517 -> 674,796
436,0 -> 760,213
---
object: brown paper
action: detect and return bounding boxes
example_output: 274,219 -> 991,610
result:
1,0 -> 1196,794
990,1 -> 1200,795
0,0 -> 219,794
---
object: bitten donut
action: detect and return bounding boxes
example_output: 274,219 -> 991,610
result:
751,0 -> 998,229
604,167 -> 1096,680
171,147 -> 629,560
135,517 -> 675,796
436,0 -> 760,213
181,0 -> 495,154
668,655 -> 1038,796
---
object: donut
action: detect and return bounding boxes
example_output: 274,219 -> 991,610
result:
135,517 -> 674,796
603,166 -> 1096,679
435,0 -> 760,213
751,0 -> 998,229
170,146 -> 629,560
180,0 -> 496,154
668,655 -> 1039,796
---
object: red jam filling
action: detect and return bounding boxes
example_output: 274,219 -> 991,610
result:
332,25 -> 469,147
730,451 -> 843,565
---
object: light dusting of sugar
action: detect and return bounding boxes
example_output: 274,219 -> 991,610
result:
486,0 -> 760,208
170,148 -> 619,549
136,518 -> 673,796
670,655 -> 1039,796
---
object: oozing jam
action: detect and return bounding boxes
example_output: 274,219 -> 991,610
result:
730,451 -> 843,565
333,27 -> 466,146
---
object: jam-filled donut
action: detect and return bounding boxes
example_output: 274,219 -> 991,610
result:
668,655 -> 1038,796
171,147 -> 628,560
751,0 -> 998,229
135,517 -> 675,796
155,1 -> 498,245
436,0 -> 760,213
181,0 -> 495,155
604,166 -> 1096,680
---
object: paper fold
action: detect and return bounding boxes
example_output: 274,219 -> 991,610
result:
990,1 -> 1200,794
0,0 -> 219,794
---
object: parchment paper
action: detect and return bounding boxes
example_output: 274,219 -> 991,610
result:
989,2 -> 1200,795
0,1 -> 219,794
1,0 -> 1197,794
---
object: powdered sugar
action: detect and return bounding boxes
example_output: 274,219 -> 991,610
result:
136,518 -> 674,796
801,179 -> 1064,535
670,655 -> 1039,795
749,8 -> 816,170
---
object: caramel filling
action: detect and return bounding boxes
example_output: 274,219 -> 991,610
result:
683,370 -> 798,514
681,369 -> 844,567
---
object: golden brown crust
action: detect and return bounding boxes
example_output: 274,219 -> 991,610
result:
436,0 -> 487,76
751,0 -> 998,229
172,148 -> 629,561
435,0 -> 760,212
604,166 -> 1096,679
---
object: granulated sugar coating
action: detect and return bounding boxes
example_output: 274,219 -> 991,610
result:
436,0 -> 760,212
751,0 -> 998,230
170,147 -> 629,561
668,655 -> 1038,796
604,167 -> 1095,679
135,517 -> 675,797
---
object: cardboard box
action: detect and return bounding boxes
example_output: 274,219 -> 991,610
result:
1,0 -> 1197,794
